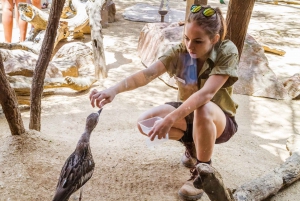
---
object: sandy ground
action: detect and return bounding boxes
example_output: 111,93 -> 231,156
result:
1,0 -> 300,200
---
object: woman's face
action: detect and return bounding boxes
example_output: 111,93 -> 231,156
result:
184,21 -> 218,60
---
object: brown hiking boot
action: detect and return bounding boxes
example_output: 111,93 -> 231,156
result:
178,167 -> 204,201
181,142 -> 196,168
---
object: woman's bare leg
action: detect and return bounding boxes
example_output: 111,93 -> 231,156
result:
1,0 -> 14,42
31,0 -> 41,9
193,102 -> 226,162
15,0 -> 28,41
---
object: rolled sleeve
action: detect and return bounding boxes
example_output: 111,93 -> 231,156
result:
210,53 -> 239,88
158,43 -> 185,77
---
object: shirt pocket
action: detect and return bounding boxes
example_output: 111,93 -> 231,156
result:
177,79 -> 198,101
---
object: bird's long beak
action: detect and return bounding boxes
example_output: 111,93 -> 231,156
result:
97,108 -> 103,115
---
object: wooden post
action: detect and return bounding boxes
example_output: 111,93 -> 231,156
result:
86,0 -> 108,79
194,0 -> 208,5
185,0 -> 194,22
29,0 -> 66,131
225,0 -> 255,59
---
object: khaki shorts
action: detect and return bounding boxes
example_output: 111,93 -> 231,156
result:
165,102 -> 238,144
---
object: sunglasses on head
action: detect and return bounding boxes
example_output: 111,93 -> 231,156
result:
190,5 -> 216,17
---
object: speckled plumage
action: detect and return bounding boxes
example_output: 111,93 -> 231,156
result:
52,109 -> 102,201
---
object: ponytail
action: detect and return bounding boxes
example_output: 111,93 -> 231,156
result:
215,7 -> 227,41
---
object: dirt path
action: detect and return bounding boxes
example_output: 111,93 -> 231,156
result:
0,0 -> 300,200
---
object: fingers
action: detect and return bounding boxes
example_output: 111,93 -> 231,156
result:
89,89 -> 98,100
149,128 -> 163,141
90,89 -> 106,108
90,88 -> 114,108
98,99 -> 111,108
148,130 -> 156,141
89,89 -> 98,107
90,93 -> 100,108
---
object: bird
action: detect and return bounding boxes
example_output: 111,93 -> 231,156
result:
220,0 -> 227,4
52,109 -> 103,201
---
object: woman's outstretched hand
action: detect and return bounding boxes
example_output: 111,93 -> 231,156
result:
89,88 -> 117,108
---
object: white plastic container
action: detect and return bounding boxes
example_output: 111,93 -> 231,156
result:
138,116 -> 169,148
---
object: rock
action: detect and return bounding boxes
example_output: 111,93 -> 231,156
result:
286,134 -> 300,155
1,41 -> 97,104
283,73 -> 300,99
235,34 -> 288,100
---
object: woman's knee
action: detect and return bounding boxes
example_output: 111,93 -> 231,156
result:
3,1 -> 14,11
194,102 -> 226,137
194,103 -> 214,123
137,104 -> 175,122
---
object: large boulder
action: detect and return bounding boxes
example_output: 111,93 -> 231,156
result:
1,41 -> 97,105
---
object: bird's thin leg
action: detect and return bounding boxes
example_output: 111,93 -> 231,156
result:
79,187 -> 83,201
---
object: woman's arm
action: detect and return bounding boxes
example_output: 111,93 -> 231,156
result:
90,60 -> 166,108
148,74 -> 229,140
166,74 -> 229,124
112,60 -> 166,94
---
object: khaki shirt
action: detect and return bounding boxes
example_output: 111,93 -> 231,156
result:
158,40 -> 239,117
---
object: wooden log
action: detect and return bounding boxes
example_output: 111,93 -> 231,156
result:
54,21 -> 70,48
191,132 -> 300,201
19,0 -> 88,37
61,0 -> 76,19
18,3 -> 70,54
193,152 -> 300,201
232,151 -> 300,201
61,0 -> 89,33
18,22 -> 69,54
257,0 -> 300,5
19,3 -> 49,31
262,45 -> 286,56
192,144 -> 300,201
194,163 -> 233,201
0,42 -> 37,54
8,75 -> 96,97
86,0 -> 108,79
44,76 -> 97,91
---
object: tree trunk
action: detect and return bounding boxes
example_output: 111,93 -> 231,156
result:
194,0 -> 208,5
86,0 -> 108,79
225,0 -> 255,58
232,151 -> 300,201
0,54 -> 25,135
29,0 -> 66,131
185,0 -> 193,22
